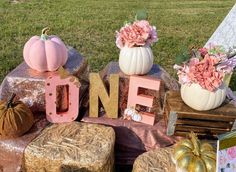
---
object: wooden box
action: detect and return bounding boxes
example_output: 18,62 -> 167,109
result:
164,91 -> 236,138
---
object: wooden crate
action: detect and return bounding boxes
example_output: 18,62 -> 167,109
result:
164,91 -> 236,138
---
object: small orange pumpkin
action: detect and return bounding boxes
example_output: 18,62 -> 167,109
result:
0,93 -> 34,138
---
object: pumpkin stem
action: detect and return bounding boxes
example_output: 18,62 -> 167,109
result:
190,131 -> 200,156
41,27 -> 50,41
6,93 -> 16,109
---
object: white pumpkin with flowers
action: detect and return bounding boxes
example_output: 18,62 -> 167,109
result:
116,12 -> 158,75
174,45 -> 236,111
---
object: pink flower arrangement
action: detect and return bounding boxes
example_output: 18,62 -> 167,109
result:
174,45 -> 236,92
116,20 -> 158,49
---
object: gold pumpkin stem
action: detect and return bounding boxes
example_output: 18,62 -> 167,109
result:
190,131 -> 200,156
6,93 -> 16,109
42,27 -> 50,35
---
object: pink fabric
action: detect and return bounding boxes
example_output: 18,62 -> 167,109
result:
0,113 -> 49,172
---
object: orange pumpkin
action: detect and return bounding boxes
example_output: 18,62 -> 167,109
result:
0,93 -> 34,138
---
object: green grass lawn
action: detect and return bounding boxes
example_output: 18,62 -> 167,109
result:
0,0 -> 236,89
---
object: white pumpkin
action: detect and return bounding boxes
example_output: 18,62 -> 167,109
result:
119,46 -> 153,75
181,83 -> 226,111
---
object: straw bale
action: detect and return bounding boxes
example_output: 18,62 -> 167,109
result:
132,147 -> 176,172
23,122 -> 115,172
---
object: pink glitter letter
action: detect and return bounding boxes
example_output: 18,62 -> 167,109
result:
45,74 -> 80,123
127,76 -> 161,125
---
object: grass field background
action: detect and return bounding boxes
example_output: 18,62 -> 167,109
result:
0,0 -> 236,90
0,1 -> 236,171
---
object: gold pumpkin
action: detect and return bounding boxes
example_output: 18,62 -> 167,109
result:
173,132 -> 216,172
0,93 -> 34,138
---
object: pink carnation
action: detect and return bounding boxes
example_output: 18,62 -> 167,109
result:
175,55 -> 224,91
174,64 -> 191,85
188,55 -> 223,91
174,45 -> 235,91
116,20 -> 158,49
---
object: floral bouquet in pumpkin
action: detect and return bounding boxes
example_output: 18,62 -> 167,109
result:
116,11 -> 158,75
174,45 -> 236,111
115,17 -> 158,49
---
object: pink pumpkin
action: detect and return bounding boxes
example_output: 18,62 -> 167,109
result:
23,28 -> 68,72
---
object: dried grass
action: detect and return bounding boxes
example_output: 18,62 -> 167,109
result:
132,147 -> 176,172
23,122 -> 115,172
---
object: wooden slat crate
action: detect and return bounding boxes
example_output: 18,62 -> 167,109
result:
164,91 -> 236,138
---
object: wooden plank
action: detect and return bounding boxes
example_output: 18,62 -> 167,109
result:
176,119 -> 232,129
175,125 -> 231,133
177,113 -> 235,122
163,100 -> 170,126
175,131 -> 218,138
166,111 -> 177,136
232,120 -> 236,130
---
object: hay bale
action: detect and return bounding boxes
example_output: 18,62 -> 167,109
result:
23,122 -> 115,172
132,147 -> 176,172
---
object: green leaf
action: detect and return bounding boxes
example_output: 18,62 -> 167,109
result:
175,51 -> 190,64
123,20 -> 132,26
175,46 -> 191,64
135,10 -> 148,21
